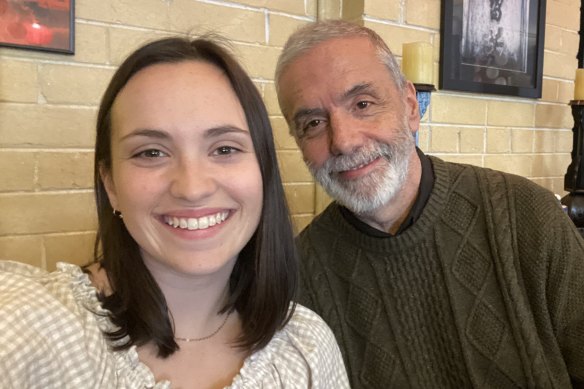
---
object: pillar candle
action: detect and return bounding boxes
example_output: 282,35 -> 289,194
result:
402,42 -> 433,85
575,69 -> 584,100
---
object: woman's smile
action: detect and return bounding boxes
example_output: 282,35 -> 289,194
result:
163,211 -> 230,230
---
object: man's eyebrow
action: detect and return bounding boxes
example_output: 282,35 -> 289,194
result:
342,83 -> 376,101
292,108 -> 327,127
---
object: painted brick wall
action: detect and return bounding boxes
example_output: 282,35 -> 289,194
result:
0,0 -> 579,268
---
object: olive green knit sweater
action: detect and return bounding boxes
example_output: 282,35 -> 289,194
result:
297,157 -> 584,388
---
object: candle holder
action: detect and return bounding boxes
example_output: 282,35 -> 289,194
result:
414,83 -> 437,118
561,100 -> 584,231
414,83 -> 436,145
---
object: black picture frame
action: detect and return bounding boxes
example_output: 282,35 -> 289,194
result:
0,0 -> 75,55
439,0 -> 546,98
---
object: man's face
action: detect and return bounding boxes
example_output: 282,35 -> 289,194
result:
277,36 -> 420,214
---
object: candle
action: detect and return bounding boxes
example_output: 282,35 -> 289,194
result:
575,69 -> 584,100
402,42 -> 433,85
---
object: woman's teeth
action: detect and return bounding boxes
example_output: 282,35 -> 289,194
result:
164,212 -> 228,230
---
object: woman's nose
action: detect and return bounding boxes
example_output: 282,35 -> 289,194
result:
169,158 -> 217,202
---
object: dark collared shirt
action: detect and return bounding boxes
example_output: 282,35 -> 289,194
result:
339,148 -> 434,237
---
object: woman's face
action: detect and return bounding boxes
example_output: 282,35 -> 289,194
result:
102,61 -> 263,277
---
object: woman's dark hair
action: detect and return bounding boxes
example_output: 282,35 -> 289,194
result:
93,36 -> 297,358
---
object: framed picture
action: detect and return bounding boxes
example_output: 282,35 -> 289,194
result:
0,0 -> 74,54
439,0 -> 546,98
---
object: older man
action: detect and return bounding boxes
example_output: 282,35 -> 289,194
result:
275,20 -> 584,388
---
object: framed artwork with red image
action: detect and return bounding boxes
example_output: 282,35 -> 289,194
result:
0,0 -> 74,54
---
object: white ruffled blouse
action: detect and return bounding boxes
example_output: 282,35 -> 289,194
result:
0,261 -> 349,388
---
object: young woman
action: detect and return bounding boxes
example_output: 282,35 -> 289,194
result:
0,37 -> 348,388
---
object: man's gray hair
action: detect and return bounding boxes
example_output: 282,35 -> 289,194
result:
274,19 -> 406,96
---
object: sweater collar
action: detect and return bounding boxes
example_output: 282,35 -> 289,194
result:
319,154 -> 452,251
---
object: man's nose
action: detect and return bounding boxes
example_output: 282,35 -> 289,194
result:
328,111 -> 364,156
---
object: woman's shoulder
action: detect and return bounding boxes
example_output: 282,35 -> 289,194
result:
0,260 -> 103,344
0,260 -> 114,318
0,260 -> 166,388
0,260 -> 83,301
0,261 -> 108,385
282,304 -> 338,346
0,259 -> 47,279
230,304 -> 349,388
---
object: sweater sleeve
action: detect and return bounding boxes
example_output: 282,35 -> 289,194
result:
512,179 -> 584,385
543,207 -> 584,385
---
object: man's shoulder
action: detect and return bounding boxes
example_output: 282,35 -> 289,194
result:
435,158 -> 563,231
296,202 -> 342,242
431,156 -> 549,197
463,161 -> 554,200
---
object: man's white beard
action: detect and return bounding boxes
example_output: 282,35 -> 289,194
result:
308,125 -> 415,215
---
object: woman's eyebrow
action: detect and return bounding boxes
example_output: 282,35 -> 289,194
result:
120,128 -> 170,141
204,125 -> 249,139
119,126 -> 249,142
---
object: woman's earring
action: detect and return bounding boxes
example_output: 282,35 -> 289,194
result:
113,209 -> 123,219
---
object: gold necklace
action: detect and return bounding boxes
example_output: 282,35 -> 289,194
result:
174,311 -> 231,342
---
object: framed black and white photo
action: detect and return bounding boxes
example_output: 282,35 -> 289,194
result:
439,0 -> 546,98
0,0 -> 74,54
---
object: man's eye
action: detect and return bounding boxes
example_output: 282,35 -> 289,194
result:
356,101 -> 370,109
307,119 -> 322,128
297,118 -> 327,139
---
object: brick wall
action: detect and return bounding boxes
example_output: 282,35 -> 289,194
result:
0,0 -> 579,269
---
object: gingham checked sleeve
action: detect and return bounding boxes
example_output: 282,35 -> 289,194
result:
0,261 -> 165,389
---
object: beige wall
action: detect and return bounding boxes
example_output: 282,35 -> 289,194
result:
0,0 -> 579,269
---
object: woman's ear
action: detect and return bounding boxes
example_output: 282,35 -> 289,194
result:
100,165 -> 119,210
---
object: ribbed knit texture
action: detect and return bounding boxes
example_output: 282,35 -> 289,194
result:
296,157 -> 584,388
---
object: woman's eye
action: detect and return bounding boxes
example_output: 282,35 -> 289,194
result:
214,146 -> 239,155
134,149 -> 167,158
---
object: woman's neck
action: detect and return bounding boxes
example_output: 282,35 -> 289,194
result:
142,256 -> 235,341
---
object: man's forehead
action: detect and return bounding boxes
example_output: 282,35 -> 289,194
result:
294,36 -> 375,64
